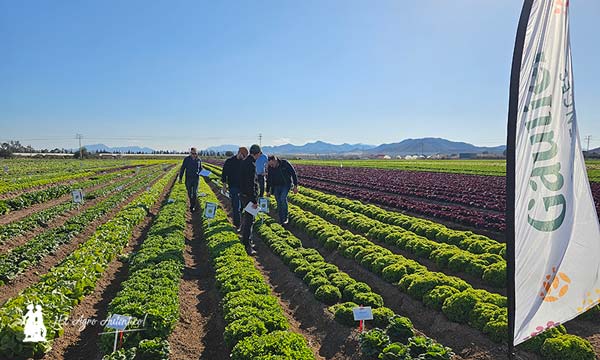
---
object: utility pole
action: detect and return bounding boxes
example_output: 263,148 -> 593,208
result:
259,133 -> 262,147
584,135 -> 591,152
76,133 -> 83,159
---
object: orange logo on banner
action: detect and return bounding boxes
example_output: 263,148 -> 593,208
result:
577,289 -> 600,313
554,0 -> 569,14
539,267 -> 571,302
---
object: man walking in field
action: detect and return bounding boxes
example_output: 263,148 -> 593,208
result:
265,155 -> 298,224
179,147 -> 202,212
255,148 -> 268,197
221,146 -> 248,230
239,144 -> 261,255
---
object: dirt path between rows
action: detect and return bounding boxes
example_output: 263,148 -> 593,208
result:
168,204 -> 227,360
0,172 -> 168,307
0,166 -> 144,227
284,221 -> 532,360
41,173 -> 176,360
212,186 -> 359,360
0,172 -> 148,254
0,165 -> 138,201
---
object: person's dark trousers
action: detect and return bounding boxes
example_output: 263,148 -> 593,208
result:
273,185 -> 290,223
229,186 -> 241,228
257,175 -> 266,197
239,194 -> 255,248
185,178 -> 199,211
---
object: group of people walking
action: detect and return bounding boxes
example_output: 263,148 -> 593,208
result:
178,144 -> 299,255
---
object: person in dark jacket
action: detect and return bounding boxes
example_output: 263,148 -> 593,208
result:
221,146 -> 248,229
265,155 -> 298,224
239,144 -> 261,255
179,147 -> 202,212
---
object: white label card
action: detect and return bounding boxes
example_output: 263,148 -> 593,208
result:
204,202 -> 217,219
258,197 -> 269,213
72,189 -> 84,204
352,307 -> 373,321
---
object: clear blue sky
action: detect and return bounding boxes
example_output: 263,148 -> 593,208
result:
1,0 -> 599,151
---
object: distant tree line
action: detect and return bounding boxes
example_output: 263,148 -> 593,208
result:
0,141 -> 70,158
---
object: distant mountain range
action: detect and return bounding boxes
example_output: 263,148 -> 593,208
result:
206,138 -> 505,156
588,146 -> 600,154
366,138 -> 506,156
80,144 -> 156,153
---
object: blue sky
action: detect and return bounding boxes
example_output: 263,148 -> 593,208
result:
1,0 -> 599,151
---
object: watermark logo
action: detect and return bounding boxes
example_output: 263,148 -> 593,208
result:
23,304 -> 47,342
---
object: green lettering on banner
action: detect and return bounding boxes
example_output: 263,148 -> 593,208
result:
530,130 -> 558,162
530,163 -> 564,192
527,194 -> 566,231
526,115 -> 552,130
524,96 -> 552,113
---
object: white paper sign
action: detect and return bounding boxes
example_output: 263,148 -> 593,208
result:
198,169 -> 211,177
106,314 -> 131,331
258,197 -> 269,213
3,166 -> 8,173
221,189 -> 230,198
72,189 -> 84,204
116,185 -> 124,191
352,307 -> 373,321
204,202 -> 217,219
135,166 -> 140,174
243,202 -> 259,217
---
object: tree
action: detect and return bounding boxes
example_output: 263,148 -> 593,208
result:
73,147 -> 90,159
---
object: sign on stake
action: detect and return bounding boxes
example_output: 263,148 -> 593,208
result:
72,189 -> 84,204
106,314 -> 131,352
352,306 -> 373,333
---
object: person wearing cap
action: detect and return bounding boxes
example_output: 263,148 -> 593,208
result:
238,144 -> 261,255
255,149 -> 268,197
221,146 -> 248,230
265,155 -> 298,224
179,147 -> 202,212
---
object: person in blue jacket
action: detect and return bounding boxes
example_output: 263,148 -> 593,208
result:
179,147 -> 202,212
265,155 -> 298,224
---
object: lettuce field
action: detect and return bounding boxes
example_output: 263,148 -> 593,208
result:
0,158 -> 598,360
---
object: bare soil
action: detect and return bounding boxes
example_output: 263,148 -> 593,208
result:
168,204 -> 227,360
0,172 -> 168,307
0,173 -> 142,254
40,173 -> 176,360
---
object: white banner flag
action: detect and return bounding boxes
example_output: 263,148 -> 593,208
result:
509,0 -> 600,345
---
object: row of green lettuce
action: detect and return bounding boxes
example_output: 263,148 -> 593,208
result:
0,159 -> 173,195
256,217 -> 454,360
289,191 -> 506,289
100,181 -> 188,359
196,178 -> 316,359
0,167 -> 177,358
280,201 -> 596,359
0,168 -> 166,285
0,165 -> 161,246
206,162 -> 597,358
0,164 -> 165,215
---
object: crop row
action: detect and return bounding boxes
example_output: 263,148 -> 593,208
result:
255,217 -> 454,359
288,192 -> 506,289
280,202 -> 595,358
0,164 -> 164,215
300,176 -> 506,232
100,181 -> 188,359
0,167 -> 177,358
296,165 -> 505,212
296,164 -> 600,232
196,179 -> 315,359
0,168 -> 165,284
298,187 -> 505,254
0,168 -> 160,246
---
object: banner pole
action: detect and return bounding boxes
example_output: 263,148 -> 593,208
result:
507,0 -> 534,358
